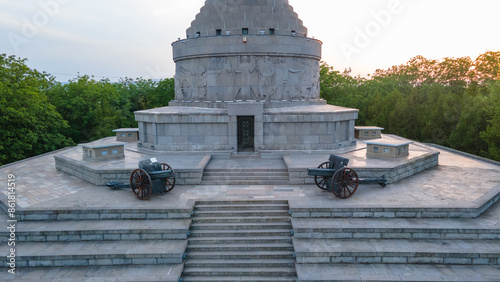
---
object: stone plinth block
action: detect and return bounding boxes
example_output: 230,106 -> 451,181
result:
79,140 -> 126,162
365,139 -> 413,158
355,126 -> 384,139
113,128 -> 139,142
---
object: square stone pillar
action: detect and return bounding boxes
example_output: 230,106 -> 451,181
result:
348,120 -> 356,141
228,115 -> 238,151
254,115 -> 264,151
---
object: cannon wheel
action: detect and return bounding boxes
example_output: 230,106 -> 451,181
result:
160,163 -> 176,192
331,167 -> 359,199
314,161 -> 330,190
130,168 -> 152,200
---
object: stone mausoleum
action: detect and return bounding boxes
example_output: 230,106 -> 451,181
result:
135,0 -> 358,152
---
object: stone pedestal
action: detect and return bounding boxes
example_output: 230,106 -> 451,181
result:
365,139 -> 412,158
135,102 -> 358,152
113,128 -> 139,142
355,126 -> 384,139
80,140 -> 126,162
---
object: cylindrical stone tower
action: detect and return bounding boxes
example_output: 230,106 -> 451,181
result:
171,0 -> 322,106
135,0 -> 358,152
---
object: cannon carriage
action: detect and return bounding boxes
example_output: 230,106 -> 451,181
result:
107,158 -> 176,200
307,155 -> 387,199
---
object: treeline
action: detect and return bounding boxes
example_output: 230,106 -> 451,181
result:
0,54 -> 174,166
320,51 -> 500,161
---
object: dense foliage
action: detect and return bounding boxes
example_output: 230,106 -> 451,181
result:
320,51 -> 500,161
0,53 -> 174,165
0,54 -> 73,165
46,76 -> 174,143
1,51 -> 499,165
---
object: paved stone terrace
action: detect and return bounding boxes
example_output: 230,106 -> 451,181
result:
1,142 -> 500,281
1,139 -> 499,213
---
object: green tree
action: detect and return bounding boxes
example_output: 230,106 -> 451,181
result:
366,88 -> 403,133
46,76 -> 123,143
447,95 -> 489,157
151,78 -> 175,108
480,81 -> 500,160
0,54 -> 73,165
116,77 -> 175,117
473,51 -> 500,84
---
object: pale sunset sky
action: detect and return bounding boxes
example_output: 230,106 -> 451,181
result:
1,0 -> 498,81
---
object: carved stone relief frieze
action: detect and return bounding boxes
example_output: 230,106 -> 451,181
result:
175,55 -> 320,102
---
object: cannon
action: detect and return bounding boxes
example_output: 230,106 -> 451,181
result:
106,158 -> 176,200
307,155 -> 387,199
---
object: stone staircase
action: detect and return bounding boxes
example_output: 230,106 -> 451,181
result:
201,156 -> 290,185
181,200 -> 297,281
293,202 -> 500,281
202,168 -> 290,185
0,211 -> 189,281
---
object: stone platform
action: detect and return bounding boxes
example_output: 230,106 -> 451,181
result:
1,134 -> 499,219
1,138 -> 500,281
54,134 -> 438,186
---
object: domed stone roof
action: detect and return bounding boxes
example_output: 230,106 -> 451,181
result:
186,0 -> 308,38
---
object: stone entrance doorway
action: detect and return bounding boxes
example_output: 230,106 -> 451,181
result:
237,116 -> 255,152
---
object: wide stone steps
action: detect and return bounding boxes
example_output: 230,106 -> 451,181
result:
292,216 -> 500,240
201,168 -> 290,185
15,207 -> 192,221
195,203 -> 290,211
187,243 -> 294,252
193,216 -> 291,223
181,267 -> 297,277
188,236 -> 292,244
186,251 -> 296,260
293,199 -> 500,280
202,179 -> 289,185
294,238 -> 500,265
0,219 -> 190,243
0,239 -> 186,268
196,200 -> 289,205
185,258 -> 296,268
193,210 -> 290,217
296,263 -> 500,281
190,222 -> 291,230
181,200 -> 297,281
181,277 -> 296,282
0,210 -> 189,281
0,264 -> 184,281
203,171 -> 290,177
188,229 -> 292,238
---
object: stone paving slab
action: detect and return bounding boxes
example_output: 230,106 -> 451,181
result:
296,263 -> 500,281
0,264 -> 183,281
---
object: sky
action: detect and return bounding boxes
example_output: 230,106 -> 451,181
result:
1,0 -> 499,82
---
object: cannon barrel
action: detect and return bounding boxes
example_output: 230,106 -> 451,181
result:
148,170 -> 174,180
307,168 -> 336,177
359,176 -> 387,187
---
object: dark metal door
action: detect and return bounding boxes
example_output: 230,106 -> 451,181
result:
237,116 -> 255,152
